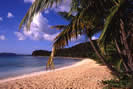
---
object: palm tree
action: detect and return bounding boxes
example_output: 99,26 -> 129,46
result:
98,0 -> 133,74
19,0 -> 133,77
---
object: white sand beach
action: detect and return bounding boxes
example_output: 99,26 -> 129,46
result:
0,58 -> 113,89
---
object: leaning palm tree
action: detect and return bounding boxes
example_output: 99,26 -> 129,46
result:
49,9 -> 120,76
19,0 -> 133,78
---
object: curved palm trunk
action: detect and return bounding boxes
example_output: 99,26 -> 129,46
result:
88,37 -> 120,77
46,47 -> 55,70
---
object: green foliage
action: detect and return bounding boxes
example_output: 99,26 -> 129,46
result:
102,74 -> 133,89
32,41 -> 97,58
98,4 -> 120,54
58,12 -> 74,21
32,50 -> 51,56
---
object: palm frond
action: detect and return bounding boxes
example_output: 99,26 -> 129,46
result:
98,4 -> 120,54
53,10 -> 99,49
98,0 -> 126,54
58,12 -> 74,21
51,25 -> 66,30
53,24 -> 79,49
47,10 -> 102,69
19,0 -> 63,30
47,22 -> 81,69
68,0 -> 79,16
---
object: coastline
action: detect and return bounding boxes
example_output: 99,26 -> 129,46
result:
34,56 -> 85,59
0,58 -> 85,83
0,58 -> 113,89
0,58 -> 81,83
0,56 -> 82,81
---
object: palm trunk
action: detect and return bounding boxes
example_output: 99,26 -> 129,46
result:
46,47 -> 55,70
115,39 -> 130,72
88,37 -> 120,77
120,19 -> 133,72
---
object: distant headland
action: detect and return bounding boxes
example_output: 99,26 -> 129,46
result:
0,53 -> 17,56
0,53 -> 31,56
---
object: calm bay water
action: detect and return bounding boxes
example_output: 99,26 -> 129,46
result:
0,56 -> 80,79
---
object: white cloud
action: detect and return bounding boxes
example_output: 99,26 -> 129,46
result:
22,0 -> 71,41
0,17 -> 3,21
52,0 -> 71,12
92,36 -> 98,40
15,32 -> 26,40
18,13 -> 58,41
43,33 -> 59,41
0,35 -> 6,40
24,0 -> 35,3
7,12 -> 14,18
24,0 -> 71,13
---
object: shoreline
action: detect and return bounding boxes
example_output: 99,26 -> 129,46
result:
34,56 -> 86,60
0,58 -> 85,83
0,56 -> 82,82
0,58 -> 113,89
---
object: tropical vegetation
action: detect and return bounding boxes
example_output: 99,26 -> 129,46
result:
32,41 -> 98,58
19,0 -> 133,88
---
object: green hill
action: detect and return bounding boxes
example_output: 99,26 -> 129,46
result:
32,40 -> 97,58
32,50 -> 51,56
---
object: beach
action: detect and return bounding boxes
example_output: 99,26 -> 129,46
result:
0,58 -> 113,89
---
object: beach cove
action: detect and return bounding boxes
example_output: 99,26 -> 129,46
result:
0,58 -> 113,89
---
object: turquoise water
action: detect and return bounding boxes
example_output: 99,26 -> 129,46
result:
0,56 -> 80,79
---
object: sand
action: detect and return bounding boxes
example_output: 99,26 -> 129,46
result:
0,58 -> 113,89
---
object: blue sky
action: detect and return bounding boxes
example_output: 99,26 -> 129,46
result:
0,0 -> 98,54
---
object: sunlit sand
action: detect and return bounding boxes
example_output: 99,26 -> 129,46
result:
0,58 -> 113,89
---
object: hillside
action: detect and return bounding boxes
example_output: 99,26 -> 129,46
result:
32,50 -> 51,56
0,53 -> 17,56
32,41 -> 98,58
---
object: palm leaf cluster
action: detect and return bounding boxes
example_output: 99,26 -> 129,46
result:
19,0 -> 62,30
46,0 -> 120,70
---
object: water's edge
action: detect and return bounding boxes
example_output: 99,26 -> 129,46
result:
0,58 -> 88,83
0,56 -> 81,80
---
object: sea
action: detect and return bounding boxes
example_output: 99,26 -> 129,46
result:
0,56 -> 80,80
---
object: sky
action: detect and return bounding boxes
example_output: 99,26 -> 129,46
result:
0,0 -> 98,54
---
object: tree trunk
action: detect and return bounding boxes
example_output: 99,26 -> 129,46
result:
88,37 -> 120,77
115,39 -> 130,72
120,19 -> 133,72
